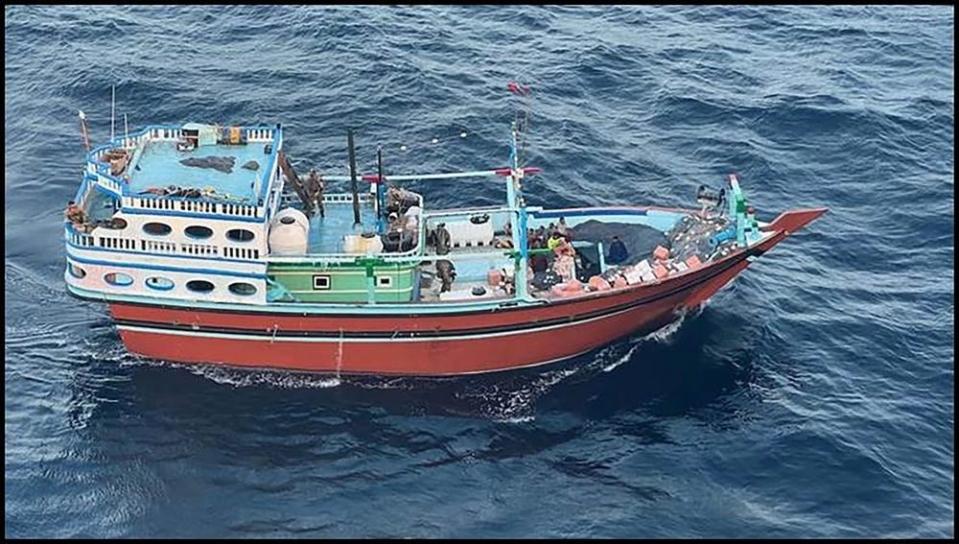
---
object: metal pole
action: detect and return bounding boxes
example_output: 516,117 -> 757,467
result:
348,128 -> 361,226
376,146 -> 385,234
509,123 -> 530,301
110,85 -> 115,143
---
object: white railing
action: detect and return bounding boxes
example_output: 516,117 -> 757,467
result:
223,246 -> 261,260
84,124 -> 279,219
69,230 -> 266,262
140,239 -> 177,254
120,196 -> 261,218
181,243 -> 219,257
95,173 -> 123,196
67,228 -> 95,247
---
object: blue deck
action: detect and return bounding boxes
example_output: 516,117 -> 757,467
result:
127,141 -> 271,203
308,201 -> 378,253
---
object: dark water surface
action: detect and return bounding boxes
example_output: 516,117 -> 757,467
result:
4,5 -> 954,538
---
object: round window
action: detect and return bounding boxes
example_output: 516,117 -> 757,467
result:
143,222 -> 172,236
186,279 -> 215,293
228,282 -> 257,296
226,228 -> 255,242
185,225 -> 213,239
104,272 -> 134,286
145,276 -> 175,291
68,263 -> 86,279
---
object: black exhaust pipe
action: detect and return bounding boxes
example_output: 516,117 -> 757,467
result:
348,128 -> 360,226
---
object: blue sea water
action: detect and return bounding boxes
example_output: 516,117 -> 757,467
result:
4,5 -> 954,538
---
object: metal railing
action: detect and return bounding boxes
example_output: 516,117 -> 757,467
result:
83,123 -> 281,220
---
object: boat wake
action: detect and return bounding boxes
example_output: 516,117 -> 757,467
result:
76,303 -> 707,425
171,364 -> 344,389
450,305 -> 707,422
598,304 -> 705,373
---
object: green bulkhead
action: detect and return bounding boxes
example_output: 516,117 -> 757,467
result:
266,259 -> 419,303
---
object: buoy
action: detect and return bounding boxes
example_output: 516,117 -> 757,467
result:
588,276 -> 611,291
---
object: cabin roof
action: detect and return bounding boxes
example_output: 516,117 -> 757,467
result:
125,140 -> 272,203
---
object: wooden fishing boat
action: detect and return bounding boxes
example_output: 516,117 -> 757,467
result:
64,101 -> 825,376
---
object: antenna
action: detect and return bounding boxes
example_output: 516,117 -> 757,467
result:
110,84 -> 116,143
78,110 -> 91,151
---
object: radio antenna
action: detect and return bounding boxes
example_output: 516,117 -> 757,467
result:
110,84 -> 116,142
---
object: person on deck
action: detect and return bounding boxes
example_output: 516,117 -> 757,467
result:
306,168 -> 325,218
495,221 -> 514,248
530,237 -> 549,274
606,235 -> 629,265
64,201 -> 88,232
556,217 -> 573,241
547,231 -> 564,251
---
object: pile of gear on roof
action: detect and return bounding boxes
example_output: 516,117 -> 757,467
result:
136,184 -> 248,202
534,183 -> 759,298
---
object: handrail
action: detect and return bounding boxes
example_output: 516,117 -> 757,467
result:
422,206 -> 513,219
265,247 -> 514,266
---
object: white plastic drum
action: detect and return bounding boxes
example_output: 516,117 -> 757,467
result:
343,233 -> 384,254
269,208 -> 309,255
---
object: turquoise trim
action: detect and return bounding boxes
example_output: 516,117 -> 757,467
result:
119,206 -> 266,223
66,282 -> 515,314
533,208 -> 647,218
66,252 -> 265,280
93,183 -> 118,199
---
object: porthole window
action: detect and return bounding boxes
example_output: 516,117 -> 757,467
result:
313,275 -> 331,290
68,263 -> 86,279
184,225 -> 213,239
143,222 -> 172,236
226,228 -> 255,242
186,279 -> 215,293
376,276 -> 392,288
145,276 -> 175,291
228,282 -> 257,296
104,272 -> 133,287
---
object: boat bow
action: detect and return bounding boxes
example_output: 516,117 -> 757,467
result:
755,207 -> 828,254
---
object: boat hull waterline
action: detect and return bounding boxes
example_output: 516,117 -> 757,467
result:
99,208 -> 824,376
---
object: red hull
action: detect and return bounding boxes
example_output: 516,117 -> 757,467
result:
104,208 -> 825,376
